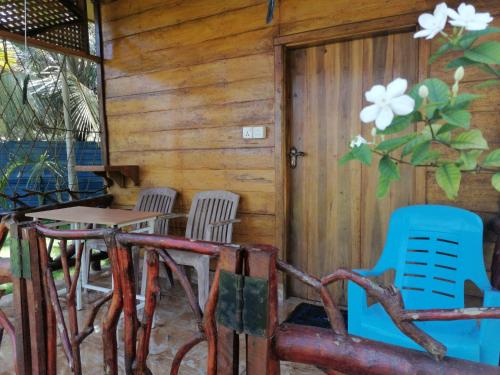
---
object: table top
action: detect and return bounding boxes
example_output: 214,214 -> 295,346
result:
27,206 -> 161,226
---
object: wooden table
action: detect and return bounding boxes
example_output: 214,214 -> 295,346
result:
27,206 -> 161,309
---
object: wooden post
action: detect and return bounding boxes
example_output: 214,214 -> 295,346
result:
245,246 -> 280,375
102,233 -> 123,375
23,226 -> 49,375
216,246 -> 243,375
9,221 -> 32,375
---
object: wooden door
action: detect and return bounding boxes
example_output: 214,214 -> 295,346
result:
286,32 -> 419,303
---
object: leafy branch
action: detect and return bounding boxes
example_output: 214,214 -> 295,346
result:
341,4 -> 500,200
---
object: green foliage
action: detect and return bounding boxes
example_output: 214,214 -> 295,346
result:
340,144 -> 372,166
492,173 -> 500,191
377,155 -> 400,198
341,22 -> 500,198
436,164 -> 461,200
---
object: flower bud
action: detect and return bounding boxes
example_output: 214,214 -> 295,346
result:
418,85 -> 429,98
454,66 -> 465,82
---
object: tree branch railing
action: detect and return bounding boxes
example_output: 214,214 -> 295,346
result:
12,224 -> 500,374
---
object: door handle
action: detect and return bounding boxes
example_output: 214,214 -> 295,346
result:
288,147 -> 305,169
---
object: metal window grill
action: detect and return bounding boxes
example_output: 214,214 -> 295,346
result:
0,32 -> 104,213
0,0 -> 89,53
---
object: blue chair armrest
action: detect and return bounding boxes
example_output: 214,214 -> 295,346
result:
483,289 -> 500,307
479,289 -> 500,344
348,268 -> 388,331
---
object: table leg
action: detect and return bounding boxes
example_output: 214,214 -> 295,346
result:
75,223 -> 83,310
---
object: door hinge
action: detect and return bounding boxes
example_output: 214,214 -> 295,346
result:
216,270 -> 269,337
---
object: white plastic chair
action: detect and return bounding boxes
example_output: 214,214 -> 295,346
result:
80,187 -> 178,308
161,190 -> 240,311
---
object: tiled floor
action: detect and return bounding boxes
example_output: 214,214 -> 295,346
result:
0,270 -> 323,374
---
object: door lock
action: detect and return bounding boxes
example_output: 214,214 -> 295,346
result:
288,147 -> 305,169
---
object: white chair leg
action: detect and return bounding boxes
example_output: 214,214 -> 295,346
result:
194,255 -> 210,312
140,254 -> 148,298
77,241 -> 87,310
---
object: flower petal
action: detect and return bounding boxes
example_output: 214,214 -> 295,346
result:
460,3 -> 475,18
365,85 -> 385,103
375,106 -> 394,130
465,21 -> 488,30
360,104 -> 380,123
449,19 -> 467,27
447,9 -> 459,21
414,29 -> 432,39
389,95 -> 415,115
434,3 -> 449,17
386,78 -> 408,99
418,13 -> 437,29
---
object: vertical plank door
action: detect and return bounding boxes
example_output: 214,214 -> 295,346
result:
286,31 -> 419,303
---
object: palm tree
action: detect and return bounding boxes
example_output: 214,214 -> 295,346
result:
0,31 -> 100,210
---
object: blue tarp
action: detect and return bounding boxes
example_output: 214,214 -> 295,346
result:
0,141 -> 104,211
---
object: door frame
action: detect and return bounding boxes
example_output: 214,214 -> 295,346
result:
273,12 -> 430,277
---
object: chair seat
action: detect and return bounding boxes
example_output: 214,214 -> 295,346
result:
352,303 -> 481,362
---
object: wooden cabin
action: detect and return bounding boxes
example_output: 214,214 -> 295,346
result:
101,0 -> 499,303
0,0 -> 499,373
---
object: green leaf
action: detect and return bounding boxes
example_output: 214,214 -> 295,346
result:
435,163 -> 461,200
441,110 -> 471,128
449,93 -> 481,110
482,149 -> 500,167
423,78 -> 450,105
429,42 -> 453,64
464,41 -> 500,65
446,56 -> 478,69
458,150 -> 482,170
410,141 -> 439,165
340,144 -> 372,166
401,134 -> 431,157
376,155 -> 400,198
474,79 -> 500,89
377,113 -> 420,135
419,79 -> 450,117
459,27 -> 500,49
375,134 -> 416,152
437,123 -> 460,135
451,129 -> 489,150
492,173 -> 500,192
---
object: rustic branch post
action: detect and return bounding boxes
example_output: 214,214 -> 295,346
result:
102,230 -> 123,375
245,246 -> 280,375
216,246 -> 243,375
24,225 -> 50,375
9,220 -> 33,375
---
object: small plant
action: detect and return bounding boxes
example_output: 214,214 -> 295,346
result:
341,2 -> 499,200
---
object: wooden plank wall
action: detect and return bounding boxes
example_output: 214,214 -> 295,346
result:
101,0 -> 499,251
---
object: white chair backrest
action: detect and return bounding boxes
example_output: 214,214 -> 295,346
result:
134,187 -> 177,234
185,190 -> 239,243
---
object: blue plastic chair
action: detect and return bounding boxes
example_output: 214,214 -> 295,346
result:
348,205 -> 500,366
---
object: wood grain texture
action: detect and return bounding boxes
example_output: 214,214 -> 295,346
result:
287,31 -> 419,302
102,0 -> 498,267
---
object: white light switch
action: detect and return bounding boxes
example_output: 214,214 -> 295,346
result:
242,127 -> 253,139
252,126 -> 266,139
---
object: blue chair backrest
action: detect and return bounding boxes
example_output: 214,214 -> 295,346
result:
373,205 -> 491,310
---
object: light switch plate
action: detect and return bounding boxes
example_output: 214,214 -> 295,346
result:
252,126 -> 267,139
242,127 -> 253,139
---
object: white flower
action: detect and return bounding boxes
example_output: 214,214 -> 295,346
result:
414,3 -> 449,39
360,78 -> 415,131
447,3 -> 493,30
350,135 -> 368,148
418,85 -> 429,98
454,66 -> 465,82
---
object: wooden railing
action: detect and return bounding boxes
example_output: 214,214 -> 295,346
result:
2,219 -> 500,374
